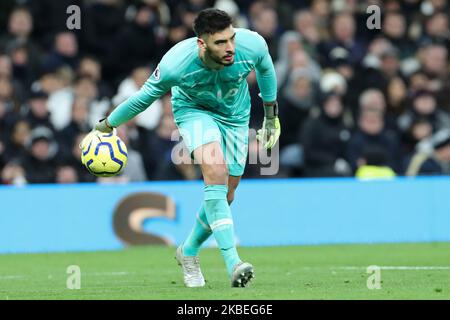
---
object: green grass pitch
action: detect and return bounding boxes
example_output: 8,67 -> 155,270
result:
1,243 -> 449,300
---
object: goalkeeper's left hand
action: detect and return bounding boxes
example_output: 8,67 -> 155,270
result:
95,117 -> 114,133
256,101 -> 281,150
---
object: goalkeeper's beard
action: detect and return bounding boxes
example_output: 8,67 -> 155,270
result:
206,47 -> 234,67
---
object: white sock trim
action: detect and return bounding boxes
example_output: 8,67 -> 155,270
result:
210,218 -> 233,231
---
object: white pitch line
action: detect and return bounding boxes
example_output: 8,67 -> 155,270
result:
0,275 -> 26,280
332,266 -> 450,270
0,272 -> 133,280
86,272 -> 132,276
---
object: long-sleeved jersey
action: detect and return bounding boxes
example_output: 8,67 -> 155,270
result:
107,28 -> 277,127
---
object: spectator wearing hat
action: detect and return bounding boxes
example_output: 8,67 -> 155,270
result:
23,88 -> 54,131
406,129 -> 450,176
301,92 -> 351,177
327,46 -> 363,116
5,40 -> 36,99
22,126 -> 58,183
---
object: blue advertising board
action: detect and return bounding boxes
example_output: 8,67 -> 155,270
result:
0,177 -> 449,254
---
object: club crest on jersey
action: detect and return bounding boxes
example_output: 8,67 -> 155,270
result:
153,65 -> 160,80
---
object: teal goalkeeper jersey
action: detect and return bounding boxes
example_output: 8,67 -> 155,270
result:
107,28 -> 277,127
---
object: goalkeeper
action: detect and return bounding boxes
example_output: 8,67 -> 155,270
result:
95,8 -> 280,288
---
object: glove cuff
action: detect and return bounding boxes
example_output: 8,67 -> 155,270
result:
100,117 -> 114,129
263,101 -> 278,119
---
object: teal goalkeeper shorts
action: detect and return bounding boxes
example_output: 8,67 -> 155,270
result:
174,109 -> 249,177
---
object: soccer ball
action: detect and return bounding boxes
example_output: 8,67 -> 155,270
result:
80,130 -> 128,177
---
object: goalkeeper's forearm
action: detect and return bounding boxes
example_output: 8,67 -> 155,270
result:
107,88 -> 155,127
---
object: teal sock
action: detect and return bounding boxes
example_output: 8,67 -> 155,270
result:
182,204 -> 212,256
203,184 -> 241,277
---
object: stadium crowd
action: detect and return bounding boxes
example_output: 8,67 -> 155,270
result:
0,0 -> 449,184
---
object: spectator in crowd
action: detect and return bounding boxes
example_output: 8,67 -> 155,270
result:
280,69 -> 318,148
0,6 -> 42,82
347,109 -> 401,173
116,125 -> 148,182
0,76 -> 17,111
275,35 -> 322,90
147,112 -> 183,180
381,11 -> 416,59
21,126 -> 58,184
310,0 -> 330,41
60,133 -> 96,183
42,31 -> 80,71
397,89 -> 450,134
406,129 -> 450,176
56,165 -> 79,184
1,159 -> 27,185
418,43 -> 449,109
400,117 -> 434,169
355,145 -> 397,179
27,0 -> 84,49
58,97 -> 91,157
0,1 -> 449,183
301,92 -> 351,177
23,88 -> 54,131
320,12 -> 366,67
249,4 -> 280,60
153,137 -> 202,181
113,3 -> 160,78
293,10 -> 321,60
419,11 -> 450,51
113,66 -> 163,130
2,119 -> 30,164
274,31 -> 303,88
359,45 -> 403,97
82,0 -> 127,82
77,56 -> 113,99
386,76 -> 408,118
358,88 -> 397,131
214,0 -> 249,28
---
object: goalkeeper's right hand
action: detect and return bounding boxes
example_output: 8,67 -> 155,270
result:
95,117 -> 114,133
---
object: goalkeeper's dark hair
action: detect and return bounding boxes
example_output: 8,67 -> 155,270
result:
193,9 -> 233,37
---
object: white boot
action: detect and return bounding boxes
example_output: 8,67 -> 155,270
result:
175,245 -> 206,288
